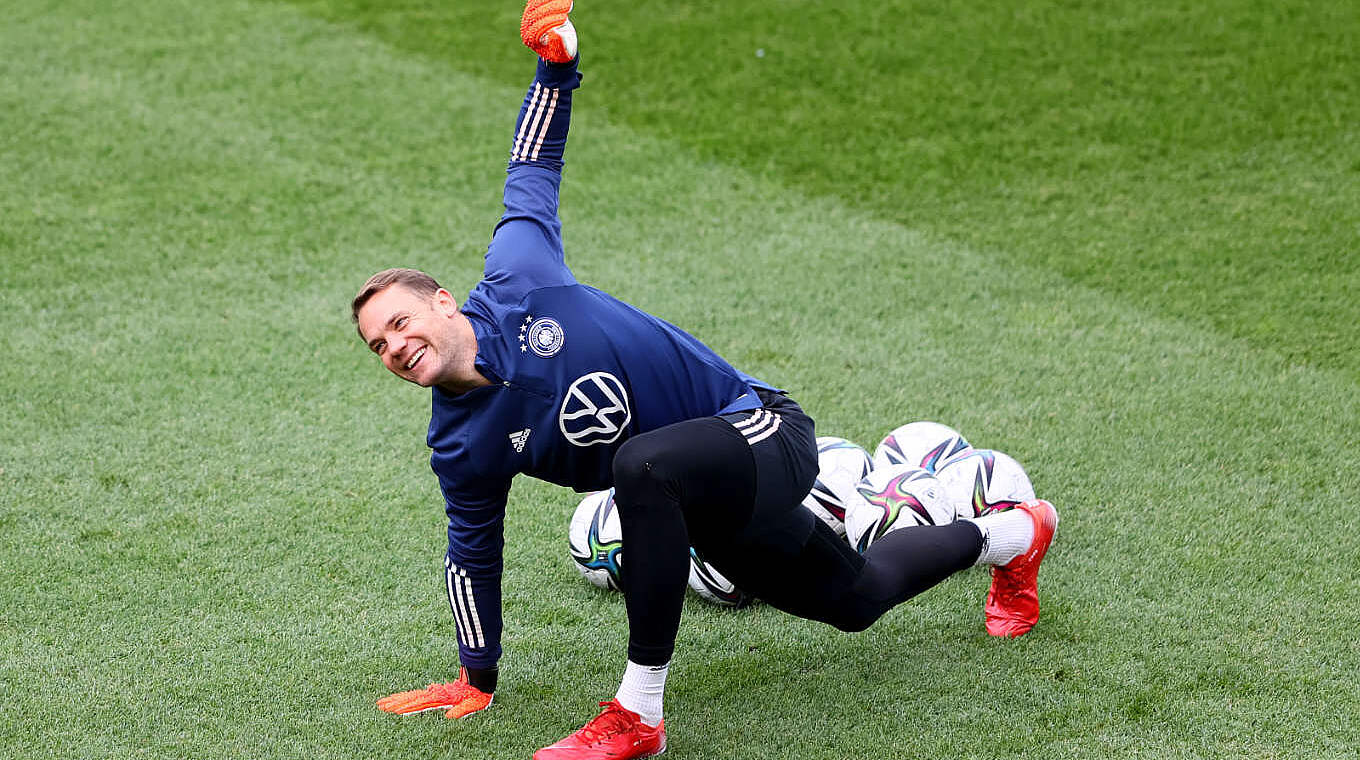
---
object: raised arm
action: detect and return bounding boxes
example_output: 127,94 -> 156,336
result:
511,10 -> 580,178
479,13 -> 583,299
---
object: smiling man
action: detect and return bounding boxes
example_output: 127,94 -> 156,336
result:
355,271 -> 488,394
353,3 -> 1059,759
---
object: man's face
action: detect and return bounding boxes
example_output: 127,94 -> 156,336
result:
356,285 -> 462,388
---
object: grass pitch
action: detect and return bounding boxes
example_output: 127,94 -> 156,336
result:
2,1 -> 1357,758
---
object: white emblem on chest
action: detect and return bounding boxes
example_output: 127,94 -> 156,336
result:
559,372 -> 631,447
520,314 -> 565,357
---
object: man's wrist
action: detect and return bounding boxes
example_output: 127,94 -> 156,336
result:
464,664 -> 498,693
536,56 -> 583,88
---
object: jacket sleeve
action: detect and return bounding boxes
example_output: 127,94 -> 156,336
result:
479,57 -> 583,304
436,470 -> 512,670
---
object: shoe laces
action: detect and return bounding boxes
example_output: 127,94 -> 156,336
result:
990,565 -> 1027,601
576,700 -> 638,743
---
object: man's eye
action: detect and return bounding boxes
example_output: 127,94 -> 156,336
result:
373,341 -> 386,355
395,317 -> 409,329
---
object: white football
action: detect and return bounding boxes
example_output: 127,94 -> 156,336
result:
801,436 -> 874,537
687,547 -> 753,607
872,421 -> 972,473
844,464 -> 953,553
935,449 -> 1036,519
568,488 -> 625,591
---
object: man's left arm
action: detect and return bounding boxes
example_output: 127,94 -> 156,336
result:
480,33 -> 584,297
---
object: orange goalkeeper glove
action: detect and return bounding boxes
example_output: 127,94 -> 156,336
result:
376,668 -> 494,719
521,0 -> 577,63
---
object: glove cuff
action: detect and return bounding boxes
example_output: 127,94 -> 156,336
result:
463,664 -> 498,694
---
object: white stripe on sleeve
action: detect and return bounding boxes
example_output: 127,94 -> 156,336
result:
527,87 -> 560,162
513,85 -> 553,162
511,84 -> 544,162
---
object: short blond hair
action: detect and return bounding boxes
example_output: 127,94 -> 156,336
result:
351,268 -> 442,324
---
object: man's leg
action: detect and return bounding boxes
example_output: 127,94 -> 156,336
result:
539,392 -> 1054,759
701,393 -> 1055,636
534,417 -> 760,760
609,416 -> 760,695
607,392 -> 1040,640
727,517 -> 984,630
697,393 -> 986,631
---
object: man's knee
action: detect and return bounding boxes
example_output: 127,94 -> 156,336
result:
613,419 -> 754,502
722,521 -> 886,631
823,584 -> 889,632
611,431 -> 674,500
612,429 -> 702,523
827,605 -> 878,633
611,418 -> 758,545
753,578 -> 883,633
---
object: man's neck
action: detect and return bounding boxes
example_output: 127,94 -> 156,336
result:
437,368 -> 493,396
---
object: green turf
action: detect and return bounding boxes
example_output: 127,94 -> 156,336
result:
2,1 -> 1358,758
286,0 -> 1360,380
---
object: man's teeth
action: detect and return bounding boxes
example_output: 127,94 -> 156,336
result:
405,347 -> 426,370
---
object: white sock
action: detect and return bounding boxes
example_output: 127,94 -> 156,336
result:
614,660 -> 668,727
966,509 -> 1035,567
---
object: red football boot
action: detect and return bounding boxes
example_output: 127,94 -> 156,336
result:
534,700 -> 666,760
984,499 -> 1059,637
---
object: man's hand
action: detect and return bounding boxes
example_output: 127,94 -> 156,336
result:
377,668 -> 493,719
521,0 -> 577,63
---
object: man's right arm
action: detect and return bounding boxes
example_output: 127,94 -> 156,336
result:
438,473 -> 512,681
375,473 -> 509,719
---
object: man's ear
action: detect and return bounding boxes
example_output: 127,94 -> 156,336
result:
433,288 -> 459,317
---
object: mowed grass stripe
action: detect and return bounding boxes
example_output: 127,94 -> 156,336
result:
285,0 -> 1360,382
1,1 -> 1357,758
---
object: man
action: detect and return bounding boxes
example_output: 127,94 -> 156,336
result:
358,2 -> 1059,758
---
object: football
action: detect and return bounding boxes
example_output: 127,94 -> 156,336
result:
934,449 -> 1036,519
843,464 -> 954,553
687,547 -> 753,608
568,488 -> 625,591
871,421 -> 972,473
801,436 -> 874,537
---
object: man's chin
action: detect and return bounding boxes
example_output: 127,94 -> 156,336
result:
391,368 -> 434,388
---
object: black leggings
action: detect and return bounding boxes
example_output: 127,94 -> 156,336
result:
611,392 -> 983,666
